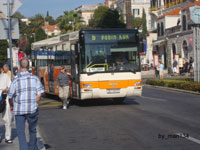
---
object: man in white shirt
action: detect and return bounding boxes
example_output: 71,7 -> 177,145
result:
0,64 -> 13,143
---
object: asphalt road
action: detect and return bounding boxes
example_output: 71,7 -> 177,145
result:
38,86 -> 200,150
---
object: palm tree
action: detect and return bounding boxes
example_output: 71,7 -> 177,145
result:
58,11 -> 84,33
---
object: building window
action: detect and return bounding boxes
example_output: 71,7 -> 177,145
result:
133,9 -> 140,16
172,43 -> 176,57
157,23 -> 160,36
161,22 -> 164,36
182,15 -> 187,31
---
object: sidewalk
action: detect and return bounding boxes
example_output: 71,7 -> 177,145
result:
0,116 -> 46,150
141,69 -> 192,79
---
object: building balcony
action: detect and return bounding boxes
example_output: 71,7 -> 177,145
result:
165,25 -> 181,35
150,7 -> 159,11
164,0 -> 186,8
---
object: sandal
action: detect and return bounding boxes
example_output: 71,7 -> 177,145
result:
5,139 -> 13,144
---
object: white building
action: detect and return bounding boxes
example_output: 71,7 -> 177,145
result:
150,0 -> 198,72
42,22 -> 61,36
75,4 -> 103,25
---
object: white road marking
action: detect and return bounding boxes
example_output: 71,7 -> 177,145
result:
176,133 -> 200,145
141,96 -> 167,102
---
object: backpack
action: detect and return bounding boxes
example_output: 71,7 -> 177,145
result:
0,93 -> 7,113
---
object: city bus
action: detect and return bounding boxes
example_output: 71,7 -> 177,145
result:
31,29 -> 142,102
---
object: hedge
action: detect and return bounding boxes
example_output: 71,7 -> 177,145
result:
146,79 -> 200,93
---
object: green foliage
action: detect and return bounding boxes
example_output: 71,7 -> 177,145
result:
29,14 -> 45,31
0,40 -> 8,64
133,17 -> 143,30
89,6 -> 125,28
119,9 -> 125,24
35,28 -> 47,41
146,79 -> 200,92
58,11 -> 83,33
142,8 -> 148,35
45,11 -> 56,25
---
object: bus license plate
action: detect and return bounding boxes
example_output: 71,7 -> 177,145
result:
107,89 -> 120,94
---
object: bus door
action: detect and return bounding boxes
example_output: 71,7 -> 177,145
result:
70,43 -> 80,99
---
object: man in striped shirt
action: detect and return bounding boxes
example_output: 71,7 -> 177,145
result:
8,58 -> 44,150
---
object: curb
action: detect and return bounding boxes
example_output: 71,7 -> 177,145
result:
144,84 -> 200,95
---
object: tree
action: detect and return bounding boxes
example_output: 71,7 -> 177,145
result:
119,9 -> 125,24
142,8 -> 148,35
133,17 -> 143,30
58,11 -> 83,33
0,40 -> 8,64
89,6 -> 125,28
29,14 -> 45,32
45,11 -> 56,25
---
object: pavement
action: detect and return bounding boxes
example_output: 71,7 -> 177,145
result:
0,115 -> 46,150
0,69 -> 195,150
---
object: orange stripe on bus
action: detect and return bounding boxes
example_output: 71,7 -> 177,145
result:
80,80 -> 142,89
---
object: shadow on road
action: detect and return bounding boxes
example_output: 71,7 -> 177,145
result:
70,98 -> 140,107
42,93 -> 140,108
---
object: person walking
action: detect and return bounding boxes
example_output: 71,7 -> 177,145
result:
56,66 -> 70,110
159,62 -> 164,79
172,58 -> 178,75
0,64 -> 13,144
3,64 -> 11,80
7,58 -> 44,150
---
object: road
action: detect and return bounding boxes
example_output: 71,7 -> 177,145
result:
38,86 -> 200,150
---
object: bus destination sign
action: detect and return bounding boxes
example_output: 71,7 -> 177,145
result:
85,32 -> 136,44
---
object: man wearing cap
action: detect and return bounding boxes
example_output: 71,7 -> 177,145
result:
56,66 -> 70,110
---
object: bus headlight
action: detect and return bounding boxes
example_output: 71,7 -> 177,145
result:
135,81 -> 142,86
83,84 -> 91,88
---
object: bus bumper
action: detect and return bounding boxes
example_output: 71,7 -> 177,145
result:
80,86 -> 142,100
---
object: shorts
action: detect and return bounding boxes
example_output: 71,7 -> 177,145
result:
173,67 -> 177,73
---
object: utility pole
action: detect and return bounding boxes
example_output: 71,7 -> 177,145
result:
193,25 -> 200,82
0,0 -> 21,80
7,0 -> 14,80
125,0 -> 132,29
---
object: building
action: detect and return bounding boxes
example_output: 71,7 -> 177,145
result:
75,4 -> 103,25
0,11 -> 5,18
42,22 -> 61,36
105,0 -> 117,7
21,18 -> 31,25
151,0 -> 198,73
113,0 -> 151,30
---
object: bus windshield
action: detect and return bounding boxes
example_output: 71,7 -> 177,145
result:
81,43 -> 140,73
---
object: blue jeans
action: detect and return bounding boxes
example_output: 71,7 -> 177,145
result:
15,109 -> 39,150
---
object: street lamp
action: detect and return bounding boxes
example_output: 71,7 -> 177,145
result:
69,21 -> 74,31
32,33 -> 36,42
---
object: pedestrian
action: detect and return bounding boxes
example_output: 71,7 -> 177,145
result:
3,64 -> 11,80
13,66 -> 19,79
7,58 -> 44,150
154,65 -> 159,79
183,58 -> 189,73
56,66 -> 70,110
189,57 -> 194,73
159,62 -> 164,79
0,64 -> 13,144
172,58 -> 178,75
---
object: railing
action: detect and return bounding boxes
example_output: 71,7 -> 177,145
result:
150,7 -> 158,11
164,0 -> 186,8
165,25 -> 181,35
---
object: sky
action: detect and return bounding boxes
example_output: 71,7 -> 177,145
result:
19,0 -> 105,19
